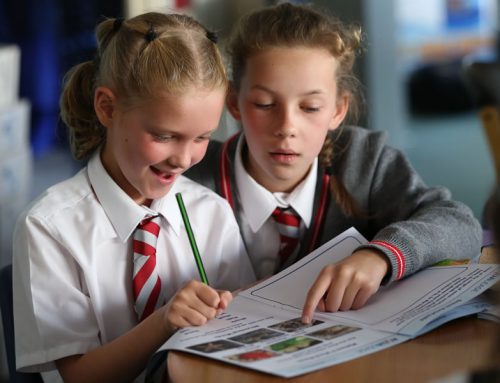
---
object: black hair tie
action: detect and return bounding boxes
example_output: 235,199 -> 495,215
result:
145,26 -> 157,42
325,166 -> 334,176
206,30 -> 218,44
113,17 -> 123,32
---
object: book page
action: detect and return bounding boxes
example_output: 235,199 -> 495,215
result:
160,295 -> 409,378
159,227 -> 498,377
242,229 -> 499,336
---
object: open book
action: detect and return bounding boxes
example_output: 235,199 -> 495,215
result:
159,228 -> 499,378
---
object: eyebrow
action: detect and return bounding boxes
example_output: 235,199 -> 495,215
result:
149,127 -> 217,137
251,85 -> 325,97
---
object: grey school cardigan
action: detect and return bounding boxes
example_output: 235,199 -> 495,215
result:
185,125 -> 482,283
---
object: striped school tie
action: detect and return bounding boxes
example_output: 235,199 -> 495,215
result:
272,207 -> 301,268
133,215 -> 164,322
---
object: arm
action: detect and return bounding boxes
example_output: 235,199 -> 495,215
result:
334,127 -> 481,282
302,127 -> 481,319
362,144 -> 481,282
56,281 -> 232,383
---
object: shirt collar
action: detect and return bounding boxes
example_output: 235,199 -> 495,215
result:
150,182 -> 182,237
87,151 -> 182,242
234,136 -> 317,232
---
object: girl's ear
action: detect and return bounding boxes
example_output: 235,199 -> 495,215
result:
329,94 -> 349,131
94,86 -> 117,129
226,85 -> 242,121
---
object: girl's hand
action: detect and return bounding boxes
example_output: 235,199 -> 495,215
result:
162,280 -> 232,332
301,249 -> 389,323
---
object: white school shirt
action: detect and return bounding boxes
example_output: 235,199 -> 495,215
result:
13,151 -> 255,382
234,136 -> 318,278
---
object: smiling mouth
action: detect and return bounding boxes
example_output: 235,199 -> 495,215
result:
150,166 -> 177,182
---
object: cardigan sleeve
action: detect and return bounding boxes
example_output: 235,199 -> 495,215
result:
335,127 -> 482,283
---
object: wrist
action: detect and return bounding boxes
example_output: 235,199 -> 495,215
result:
154,304 -> 179,340
353,248 -> 390,277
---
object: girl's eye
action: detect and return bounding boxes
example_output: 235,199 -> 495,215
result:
302,106 -> 320,113
254,103 -> 274,110
194,135 -> 211,143
152,134 -> 174,142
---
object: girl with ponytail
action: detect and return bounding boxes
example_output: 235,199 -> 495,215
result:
14,12 -> 254,382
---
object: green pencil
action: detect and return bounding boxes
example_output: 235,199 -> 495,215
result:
175,192 -> 209,285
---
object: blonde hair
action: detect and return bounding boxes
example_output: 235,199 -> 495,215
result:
226,2 -> 364,216
60,12 -> 227,161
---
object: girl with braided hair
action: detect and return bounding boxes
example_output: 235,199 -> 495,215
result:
186,2 -> 481,324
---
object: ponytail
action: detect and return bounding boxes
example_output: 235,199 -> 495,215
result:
59,61 -> 104,161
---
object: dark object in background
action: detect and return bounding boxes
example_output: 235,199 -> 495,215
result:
0,0 -> 122,157
407,60 -> 474,115
0,264 -> 43,383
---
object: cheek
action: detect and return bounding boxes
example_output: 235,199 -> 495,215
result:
312,138 -> 327,157
241,108 -> 265,133
117,127 -> 138,153
245,135 -> 268,166
243,118 -> 267,148
132,140 -> 163,165
191,142 -> 210,165
308,128 -> 330,156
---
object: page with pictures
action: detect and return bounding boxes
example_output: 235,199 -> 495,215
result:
159,228 -> 498,377
159,293 -> 410,378
240,228 -> 498,336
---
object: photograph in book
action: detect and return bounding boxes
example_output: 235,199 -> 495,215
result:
159,227 -> 499,378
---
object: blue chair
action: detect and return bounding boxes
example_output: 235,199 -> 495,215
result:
0,264 -> 43,383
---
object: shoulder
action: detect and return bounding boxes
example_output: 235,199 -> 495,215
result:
19,167 -> 95,224
333,125 -> 388,152
328,125 -> 418,188
332,125 -> 406,163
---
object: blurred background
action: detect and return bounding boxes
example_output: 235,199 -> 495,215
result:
0,0 -> 498,378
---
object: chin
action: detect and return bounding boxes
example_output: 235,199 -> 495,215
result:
271,170 -> 297,182
144,185 -> 174,201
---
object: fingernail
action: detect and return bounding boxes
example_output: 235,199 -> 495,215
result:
302,315 -> 310,324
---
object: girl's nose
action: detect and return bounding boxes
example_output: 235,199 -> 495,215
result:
168,144 -> 191,170
274,107 -> 297,138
